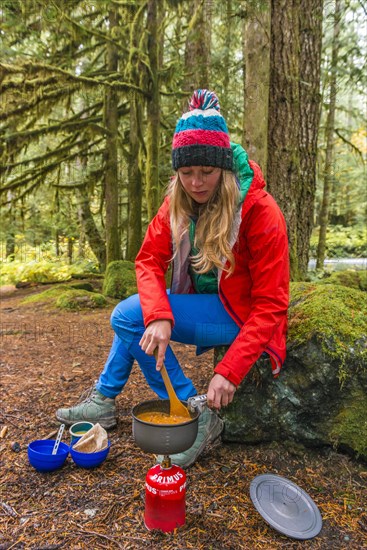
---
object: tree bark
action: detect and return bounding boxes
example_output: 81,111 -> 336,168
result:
242,2 -> 271,176
76,187 -> 106,270
184,0 -> 212,92
104,9 -> 121,265
125,3 -> 144,261
297,0 -> 324,277
5,230 -> 15,260
267,0 -> 301,280
145,0 -> 162,219
316,0 -> 342,269
55,228 -> 60,257
67,237 -> 73,265
77,202 -> 86,259
126,91 -> 143,261
220,0 -> 233,116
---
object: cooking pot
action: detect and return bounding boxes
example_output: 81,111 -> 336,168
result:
132,399 -> 199,455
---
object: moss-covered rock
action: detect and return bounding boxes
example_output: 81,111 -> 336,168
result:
21,284 -> 106,310
70,282 -> 94,292
22,285 -> 71,304
221,282 -> 367,460
331,389 -> 367,458
56,289 -> 107,310
317,270 -> 367,292
102,260 -> 137,299
288,283 -> 367,382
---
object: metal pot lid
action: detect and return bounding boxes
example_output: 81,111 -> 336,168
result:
250,474 -> 322,540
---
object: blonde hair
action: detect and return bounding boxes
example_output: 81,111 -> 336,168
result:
167,170 -> 240,275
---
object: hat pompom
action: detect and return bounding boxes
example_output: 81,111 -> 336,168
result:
189,89 -> 220,112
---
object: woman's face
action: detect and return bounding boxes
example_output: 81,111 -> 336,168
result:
178,166 -> 222,204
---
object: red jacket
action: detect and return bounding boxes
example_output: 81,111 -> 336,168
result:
135,160 -> 289,387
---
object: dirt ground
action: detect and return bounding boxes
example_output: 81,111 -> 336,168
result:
1,282 -> 366,550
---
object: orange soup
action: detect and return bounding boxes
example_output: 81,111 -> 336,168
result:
138,411 -> 191,425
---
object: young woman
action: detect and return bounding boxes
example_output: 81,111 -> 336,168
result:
57,90 -> 289,468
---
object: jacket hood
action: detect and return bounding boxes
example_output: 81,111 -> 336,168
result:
230,142 -> 266,206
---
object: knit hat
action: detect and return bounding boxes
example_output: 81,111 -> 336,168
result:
172,89 -> 233,171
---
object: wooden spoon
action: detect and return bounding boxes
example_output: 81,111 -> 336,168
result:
154,350 -> 191,419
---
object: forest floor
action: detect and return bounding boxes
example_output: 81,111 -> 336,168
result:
0,281 -> 366,550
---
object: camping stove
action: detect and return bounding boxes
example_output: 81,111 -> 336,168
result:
132,395 -> 207,532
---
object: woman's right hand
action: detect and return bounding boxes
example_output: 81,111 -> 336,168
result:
139,319 -> 172,370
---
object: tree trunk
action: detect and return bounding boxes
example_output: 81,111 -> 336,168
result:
316,0 -> 342,269
126,91 -> 143,261
145,0 -> 162,219
297,0 -> 324,277
67,237 -> 73,265
5,181 -> 15,261
5,230 -> 15,260
77,187 -> 106,270
55,229 -> 60,257
184,0 -> 212,92
104,9 -> 121,265
344,95 -> 353,225
221,0 -> 232,116
242,2 -> 271,176
267,0 -> 301,280
77,203 -> 86,259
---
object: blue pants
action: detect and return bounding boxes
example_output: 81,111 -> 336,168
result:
96,293 -> 240,401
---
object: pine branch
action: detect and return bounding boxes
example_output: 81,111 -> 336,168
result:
52,181 -> 93,189
2,116 -> 104,145
53,4 -> 128,54
86,46 -> 108,73
1,140 -> 104,193
0,84 -> 80,122
1,75 -> 60,92
0,62 -> 147,94
335,128 -> 365,161
1,137 -> 89,172
63,101 -> 104,123
2,102 -> 129,153
0,179 -> 41,207
357,0 -> 367,16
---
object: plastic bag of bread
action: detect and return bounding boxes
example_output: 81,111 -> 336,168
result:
73,423 -> 108,453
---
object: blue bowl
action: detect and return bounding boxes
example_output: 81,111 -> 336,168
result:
70,440 -> 111,468
28,440 -> 69,472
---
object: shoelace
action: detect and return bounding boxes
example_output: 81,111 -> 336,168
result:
75,380 -> 98,405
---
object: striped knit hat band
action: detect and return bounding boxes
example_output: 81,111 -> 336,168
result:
172,90 -> 233,171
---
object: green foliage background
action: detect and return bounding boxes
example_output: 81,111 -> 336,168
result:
0,0 -> 366,283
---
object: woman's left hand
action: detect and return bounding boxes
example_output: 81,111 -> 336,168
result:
207,374 -> 236,410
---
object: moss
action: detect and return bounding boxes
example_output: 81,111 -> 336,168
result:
289,282 -> 367,383
102,260 -> 137,299
70,282 -> 94,292
318,270 -> 367,292
21,284 -> 71,304
56,289 -> 107,310
71,273 -> 104,280
21,284 -> 106,310
331,391 -> 367,459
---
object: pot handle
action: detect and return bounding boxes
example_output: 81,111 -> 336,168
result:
187,394 -> 207,413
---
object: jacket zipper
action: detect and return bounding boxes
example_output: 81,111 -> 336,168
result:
169,259 -> 174,292
218,285 -> 243,327
265,345 -> 283,366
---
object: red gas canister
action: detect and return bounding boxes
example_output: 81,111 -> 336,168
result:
144,459 -> 186,532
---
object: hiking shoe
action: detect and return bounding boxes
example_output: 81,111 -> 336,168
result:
56,387 -> 117,429
157,407 -> 224,469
